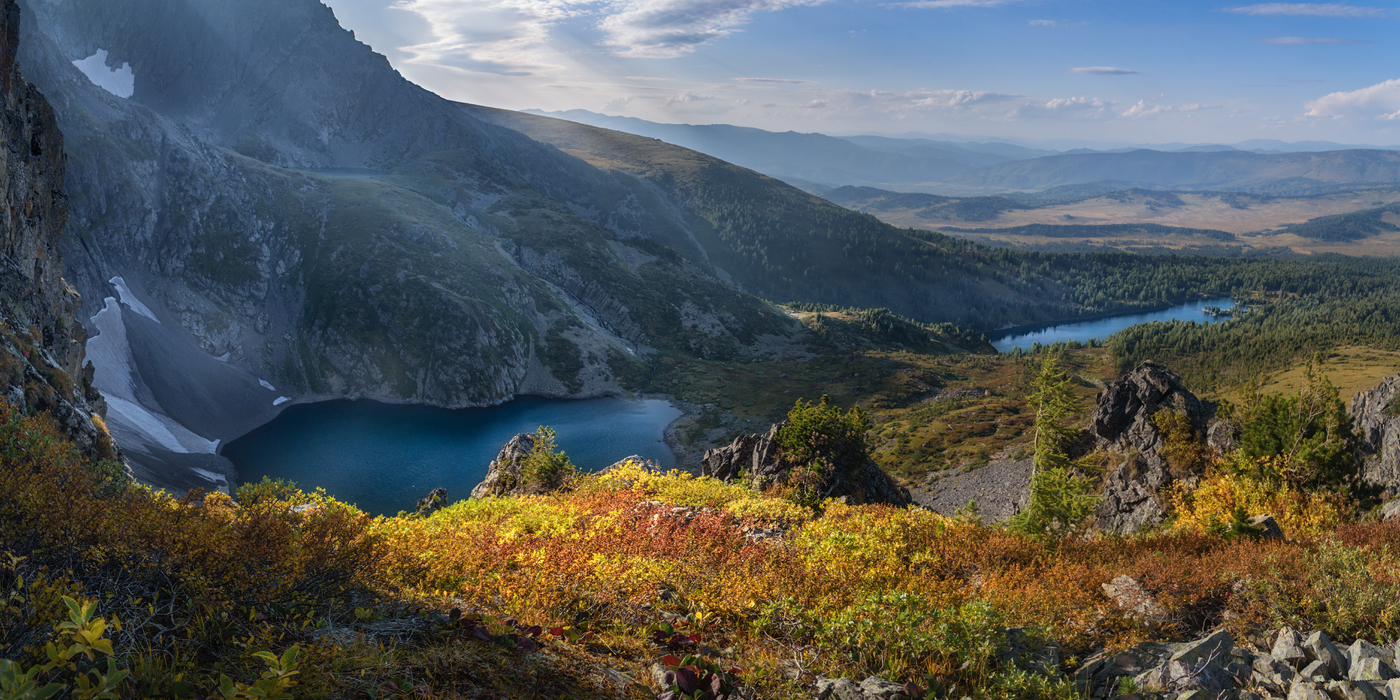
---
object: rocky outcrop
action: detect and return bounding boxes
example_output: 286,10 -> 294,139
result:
470,433 -> 537,499
1350,374 -> 1400,492
701,422 -> 910,506
415,487 -> 447,517
0,0 -> 116,465
1090,361 -> 1214,534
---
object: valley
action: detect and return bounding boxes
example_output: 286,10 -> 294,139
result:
8,0 -> 1400,699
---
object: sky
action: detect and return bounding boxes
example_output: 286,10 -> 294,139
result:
321,0 -> 1400,145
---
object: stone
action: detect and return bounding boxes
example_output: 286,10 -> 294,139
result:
700,421 -> 910,506
1302,659 -> 1332,682
1287,681 -> 1330,700
1275,628 -> 1311,669
1248,514 -> 1285,541
1303,630 -> 1349,680
1382,500 -> 1400,523
1103,575 -> 1170,627
415,488 -> 447,517
1091,361 -> 1216,534
1208,419 -> 1241,454
1325,680 -> 1386,700
857,676 -> 910,699
1386,678 -> 1400,699
1352,657 -> 1396,682
1175,690 -> 1209,700
471,434 -> 538,499
1171,629 -> 1233,667
1351,375 -> 1400,491
813,677 -> 862,700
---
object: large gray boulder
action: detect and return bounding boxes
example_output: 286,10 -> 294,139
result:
701,421 -> 910,506
1091,361 -> 1215,534
470,433 -> 537,499
1351,374 -> 1400,492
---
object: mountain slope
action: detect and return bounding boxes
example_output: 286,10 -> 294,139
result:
16,0 -> 797,490
950,148 -> 1400,193
523,108 -> 1029,187
463,104 -> 1084,328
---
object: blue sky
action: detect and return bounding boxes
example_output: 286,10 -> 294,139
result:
323,0 -> 1400,144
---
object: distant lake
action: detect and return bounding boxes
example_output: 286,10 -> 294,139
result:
991,297 -> 1236,353
224,396 -> 681,516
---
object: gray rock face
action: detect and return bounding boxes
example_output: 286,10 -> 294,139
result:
1274,628 -> 1310,669
1351,374 -> 1400,491
701,421 -> 910,506
12,0 -> 797,491
470,433 -> 536,499
415,488 -> 447,517
1303,630 -> 1349,680
1090,360 -> 1215,534
0,0 -> 118,467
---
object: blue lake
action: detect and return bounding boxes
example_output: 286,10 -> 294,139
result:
224,396 -> 681,516
991,297 -> 1236,353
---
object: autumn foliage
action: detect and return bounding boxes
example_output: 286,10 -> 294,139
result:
4,401 -> 1400,698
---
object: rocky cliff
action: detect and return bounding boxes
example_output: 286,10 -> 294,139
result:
1091,361 -> 1214,534
12,0 -> 800,491
701,422 -> 911,506
1351,374 -> 1400,493
0,0 -> 114,463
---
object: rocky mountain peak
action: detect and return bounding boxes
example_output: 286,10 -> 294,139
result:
0,0 -> 116,464
1091,360 -> 1214,534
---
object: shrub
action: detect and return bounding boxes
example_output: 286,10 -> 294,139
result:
520,426 -> 578,493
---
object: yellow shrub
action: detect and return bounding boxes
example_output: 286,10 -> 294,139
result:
1169,464 -> 1351,539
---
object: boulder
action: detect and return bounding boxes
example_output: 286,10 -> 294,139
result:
1324,679 -> 1387,700
1381,500 -> 1400,522
1207,419 -> 1240,454
415,488 -> 447,517
1102,575 -> 1170,627
1303,630 -> 1348,680
1273,627 -> 1309,669
1287,680 -> 1330,700
1091,361 -> 1215,534
1351,375 -> 1400,491
470,433 -> 537,499
701,422 -> 910,506
1249,514 -> 1286,541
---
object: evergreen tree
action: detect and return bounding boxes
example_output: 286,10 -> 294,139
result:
1010,354 -> 1098,536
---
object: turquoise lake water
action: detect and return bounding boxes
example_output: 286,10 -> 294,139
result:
991,297 -> 1236,353
224,396 -> 681,516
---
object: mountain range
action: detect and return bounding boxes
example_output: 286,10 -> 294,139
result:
16,0 -> 1086,491
527,109 -> 1400,197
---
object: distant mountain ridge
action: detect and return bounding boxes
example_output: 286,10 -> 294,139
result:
527,109 -> 1400,196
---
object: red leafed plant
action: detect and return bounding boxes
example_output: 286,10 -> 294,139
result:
655,653 -> 743,700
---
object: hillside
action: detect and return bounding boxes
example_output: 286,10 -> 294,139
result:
522,109 -> 1034,188
949,148 -> 1400,194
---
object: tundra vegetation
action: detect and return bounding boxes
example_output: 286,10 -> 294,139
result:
3,340 -> 1400,699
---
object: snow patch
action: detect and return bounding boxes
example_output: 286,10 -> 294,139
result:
72,50 -> 134,99
213,352 -> 230,363
273,396 -> 291,406
259,379 -> 276,391
86,296 -> 217,455
109,276 -> 159,323
192,468 -> 227,484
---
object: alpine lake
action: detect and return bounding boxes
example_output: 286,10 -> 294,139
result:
224,396 -> 680,516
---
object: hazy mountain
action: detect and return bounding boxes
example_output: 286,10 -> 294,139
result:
523,109 -> 1038,188
948,149 -> 1400,194
18,0 -> 1091,491
17,0 -> 800,489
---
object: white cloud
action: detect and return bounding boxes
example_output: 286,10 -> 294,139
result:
893,0 -> 1018,7
1068,66 -> 1139,75
1222,3 -> 1389,17
1121,101 -> 1220,118
391,0 -> 583,74
391,0 -> 830,70
599,0 -> 829,58
1304,78 -> 1400,119
1259,36 -> 1365,44
734,77 -> 815,84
